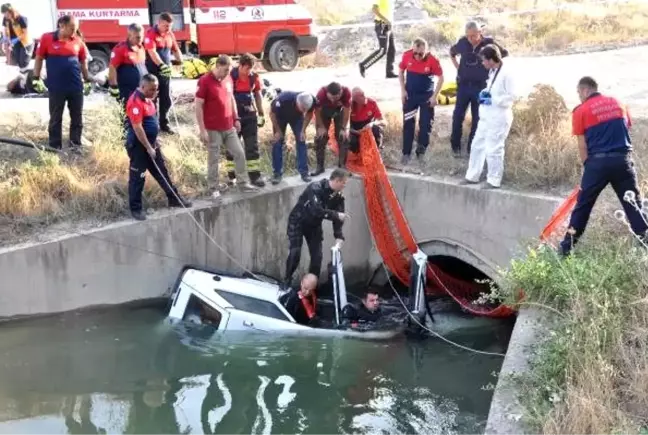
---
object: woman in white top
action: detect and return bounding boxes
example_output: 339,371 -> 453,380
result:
462,44 -> 517,188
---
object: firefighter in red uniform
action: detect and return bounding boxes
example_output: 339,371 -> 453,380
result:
108,23 -> 147,107
225,53 -> 266,187
313,82 -> 352,175
559,77 -> 648,256
125,74 -> 191,221
350,87 -> 386,152
398,37 -> 444,165
144,12 -> 182,135
33,14 -> 91,152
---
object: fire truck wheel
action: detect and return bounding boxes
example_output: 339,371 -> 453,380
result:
267,39 -> 299,72
261,58 -> 274,72
89,49 -> 110,75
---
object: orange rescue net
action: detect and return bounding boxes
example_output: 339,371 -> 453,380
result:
328,127 -> 579,317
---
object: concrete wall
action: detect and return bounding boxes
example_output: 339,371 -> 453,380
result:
0,172 -> 564,319
0,175 -> 371,318
370,173 -> 563,278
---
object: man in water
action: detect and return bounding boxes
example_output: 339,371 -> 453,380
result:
342,289 -> 382,325
283,168 -> 349,289
279,273 -> 319,326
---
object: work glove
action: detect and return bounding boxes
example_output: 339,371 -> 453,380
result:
83,81 -> 93,96
478,90 -> 492,104
31,77 -> 47,94
159,63 -> 172,78
109,85 -> 120,100
257,115 -> 265,127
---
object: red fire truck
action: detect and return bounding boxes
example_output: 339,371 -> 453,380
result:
10,0 -> 319,73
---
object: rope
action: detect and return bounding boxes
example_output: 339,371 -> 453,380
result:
354,187 -> 506,356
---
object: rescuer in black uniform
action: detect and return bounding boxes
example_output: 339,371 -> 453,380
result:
279,273 -> 319,325
283,168 -> 350,288
342,289 -> 383,324
226,53 -> 266,187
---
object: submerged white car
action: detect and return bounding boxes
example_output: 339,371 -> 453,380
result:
166,246 -> 408,340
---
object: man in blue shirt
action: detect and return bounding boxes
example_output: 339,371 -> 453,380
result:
269,91 -> 316,184
449,21 -> 508,157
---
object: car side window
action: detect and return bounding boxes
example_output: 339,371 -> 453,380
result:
215,290 -> 291,321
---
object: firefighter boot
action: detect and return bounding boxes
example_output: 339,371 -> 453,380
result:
310,139 -> 326,177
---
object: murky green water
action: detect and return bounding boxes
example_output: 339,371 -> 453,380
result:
0,303 -> 511,434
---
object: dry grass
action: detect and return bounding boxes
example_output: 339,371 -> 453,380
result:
500,226 -> 648,433
1,85 -> 647,245
297,0 -> 374,25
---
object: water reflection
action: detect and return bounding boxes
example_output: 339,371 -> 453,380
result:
0,306 -> 510,434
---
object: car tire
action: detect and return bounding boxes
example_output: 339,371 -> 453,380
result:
88,49 -> 110,75
268,39 -> 299,72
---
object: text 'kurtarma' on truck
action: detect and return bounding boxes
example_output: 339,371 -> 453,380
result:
13,0 -> 319,73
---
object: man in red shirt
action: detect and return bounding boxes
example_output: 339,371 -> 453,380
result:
313,82 -> 352,175
33,14 -> 91,152
195,55 -> 258,201
559,76 -> 647,256
350,87 -> 386,152
144,12 -> 182,135
125,74 -> 191,221
398,38 -> 444,165
225,53 -> 266,187
108,23 -> 147,105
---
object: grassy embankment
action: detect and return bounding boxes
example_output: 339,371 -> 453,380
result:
496,214 -> 648,433
298,0 -> 648,67
0,85 -> 645,246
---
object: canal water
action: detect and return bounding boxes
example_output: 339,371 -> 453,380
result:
0,302 -> 512,434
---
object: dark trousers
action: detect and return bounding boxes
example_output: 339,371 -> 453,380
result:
402,95 -> 435,156
154,73 -> 172,129
450,82 -> 484,154
11,42 -> 33,71
127,144 -> 178,212
48,91 -> 84,150
226,116 -> 261,182
315,106 -> 348,169
349,125 -> 384,153
272,116 -> 309,176
359,21 -> 396,76
560,154 -> 648,255
284,219 -> 324,286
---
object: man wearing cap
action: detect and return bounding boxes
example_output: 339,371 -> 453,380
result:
269,90 -> 317,184
449,21 -> 509,157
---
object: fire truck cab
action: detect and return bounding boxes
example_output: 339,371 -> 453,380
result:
12,0 -> 318,73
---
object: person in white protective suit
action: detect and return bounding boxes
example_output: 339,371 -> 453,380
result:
462,44 -> 517,188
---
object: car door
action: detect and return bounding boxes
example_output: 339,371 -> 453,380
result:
233,0 -> 287,53
194,0 -> 236,56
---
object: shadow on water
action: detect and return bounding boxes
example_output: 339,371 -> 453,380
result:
0,285 -> 512,434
